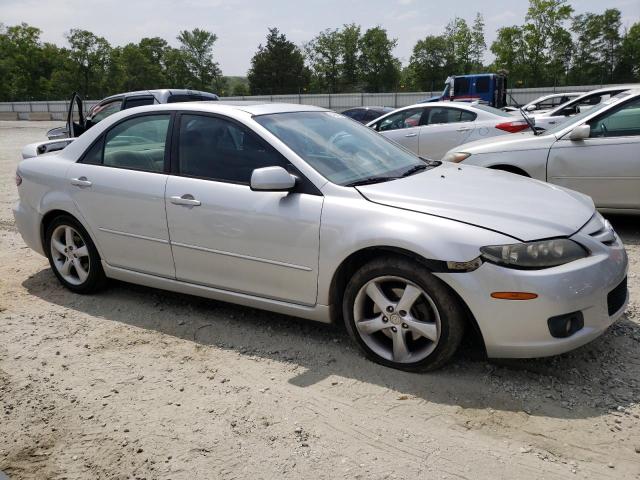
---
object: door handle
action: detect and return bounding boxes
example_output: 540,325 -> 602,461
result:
70,177 -> 92,187
404,133 -> 418,137
170,194 -> 201,207
456,127 -> 472,132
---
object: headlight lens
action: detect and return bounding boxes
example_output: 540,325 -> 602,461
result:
443,152 -> 471,163
480,239 -> 588,269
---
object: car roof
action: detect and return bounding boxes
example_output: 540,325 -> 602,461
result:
100,89 -> 219,102
124,101 -> 329,117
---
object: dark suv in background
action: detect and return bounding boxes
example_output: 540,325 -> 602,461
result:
47,89 -> 219,141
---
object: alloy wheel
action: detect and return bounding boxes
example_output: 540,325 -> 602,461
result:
50,225 -> 91,286
353,276 -> 441,363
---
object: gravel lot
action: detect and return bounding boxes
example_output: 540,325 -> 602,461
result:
0,121 -> 639,480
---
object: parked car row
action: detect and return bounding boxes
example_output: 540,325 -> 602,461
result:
14,81 -> 634,372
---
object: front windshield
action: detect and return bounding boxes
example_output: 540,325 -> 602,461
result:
255,111 -> 426,186
542,94 -> 628,136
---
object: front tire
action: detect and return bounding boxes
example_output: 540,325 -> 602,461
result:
343,256 -> 465,372
45,215 -> 107,293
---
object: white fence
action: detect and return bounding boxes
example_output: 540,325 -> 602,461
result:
0,84 -> 624,120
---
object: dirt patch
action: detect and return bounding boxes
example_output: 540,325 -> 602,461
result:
1,122 -> 639,479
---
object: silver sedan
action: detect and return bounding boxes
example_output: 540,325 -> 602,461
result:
14,102 -> 628,371
366,102 -> 532,160
444,89 -> 640,212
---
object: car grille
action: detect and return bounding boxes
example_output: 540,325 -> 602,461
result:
607,277 -> 627,316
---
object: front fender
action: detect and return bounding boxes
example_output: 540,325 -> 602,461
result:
316,195 -> 514,305
463,150 -> 548,181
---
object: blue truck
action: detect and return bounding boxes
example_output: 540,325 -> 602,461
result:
423,73 -> 508,108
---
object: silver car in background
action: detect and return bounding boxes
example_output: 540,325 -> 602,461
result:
504,92 -> 581,115
444,89 -> 640,213
366,102 -> 533,160
14,102 -> 628,371
530,85 -> 640,130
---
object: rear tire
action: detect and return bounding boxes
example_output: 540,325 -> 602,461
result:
343,256 -> 465,372
45,215 -> 107,294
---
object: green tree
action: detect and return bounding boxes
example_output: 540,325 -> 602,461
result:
340,23 -> 361,91
470,13 -> 486,71
176,28 -> 222,91
491,26 -> 528,86
522,0 -> 573,85
408,35 -> 448,91
445,17 -> 473,73
306,28 -> 343,93
357,27 -> 400,92
616,22 -> 640,82
248,28 -> 310,95
65,29 -> 112,98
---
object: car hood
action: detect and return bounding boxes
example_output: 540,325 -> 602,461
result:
453,131 -> 556,155
356,162 -> 594,241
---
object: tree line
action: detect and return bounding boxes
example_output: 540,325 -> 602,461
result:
1,0 -> 638,101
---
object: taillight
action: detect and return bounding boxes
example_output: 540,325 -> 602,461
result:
15,172 -> 22,186
495,121 -> 530,133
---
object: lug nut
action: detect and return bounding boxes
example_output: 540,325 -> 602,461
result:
386,306 -> 394,313
399,310 -> 407,317
391,327 -> 397,332
382,316 -> 388,323
402,323 -> 408,329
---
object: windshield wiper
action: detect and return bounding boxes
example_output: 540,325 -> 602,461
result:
400,164 -> 429,177
345,176 -> 398,187
507,91 -> 539,136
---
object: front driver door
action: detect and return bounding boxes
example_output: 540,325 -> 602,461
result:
547,95 -> 640,209
375,107 -> 425,154
165,113 -> 323,305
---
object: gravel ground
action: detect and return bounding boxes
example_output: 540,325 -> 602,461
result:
0,121 -> 639,480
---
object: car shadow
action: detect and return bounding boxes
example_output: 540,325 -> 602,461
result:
22,266 -> 639,421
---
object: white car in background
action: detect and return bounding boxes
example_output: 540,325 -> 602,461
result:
504,92 -> 581,115
444,90 -> 640,212
366,102 -> 533,160
531,85 -> 640,131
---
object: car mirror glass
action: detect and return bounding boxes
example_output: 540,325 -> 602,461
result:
568,124 -> 590,141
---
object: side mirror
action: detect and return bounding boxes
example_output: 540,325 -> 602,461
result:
250,166 -> 296,192
569,124 -> 591,141
525,104 -> 537,112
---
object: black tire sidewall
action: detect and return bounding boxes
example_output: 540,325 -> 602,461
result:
45,215 -> 106,293
343,257 -> 464,372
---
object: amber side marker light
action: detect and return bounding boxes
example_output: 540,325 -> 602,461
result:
491,292 -> 538,300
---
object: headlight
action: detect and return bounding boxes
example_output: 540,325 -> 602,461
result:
443,152 -> 471,163
480,239 -> 588,269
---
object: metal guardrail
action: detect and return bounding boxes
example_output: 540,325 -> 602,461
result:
0,84 -> 622,120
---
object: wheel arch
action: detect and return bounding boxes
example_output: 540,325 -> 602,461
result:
327,246 -> 486,354
40,208 -> 103,259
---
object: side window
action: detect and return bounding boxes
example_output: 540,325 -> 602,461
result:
377,108 -> 423,131
454,78 -> 470,97
167,94 -> 203,103
80,137 -> 104,165
589,98 -> 640,138
178,114 -> 286,184
87,99 -> 122,124
103,114 -> 170,172
426,108 -> 475,124
475,77 -> 490,94
123,96 -> 155,109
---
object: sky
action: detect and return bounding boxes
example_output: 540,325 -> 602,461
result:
2,0 -> 639,76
